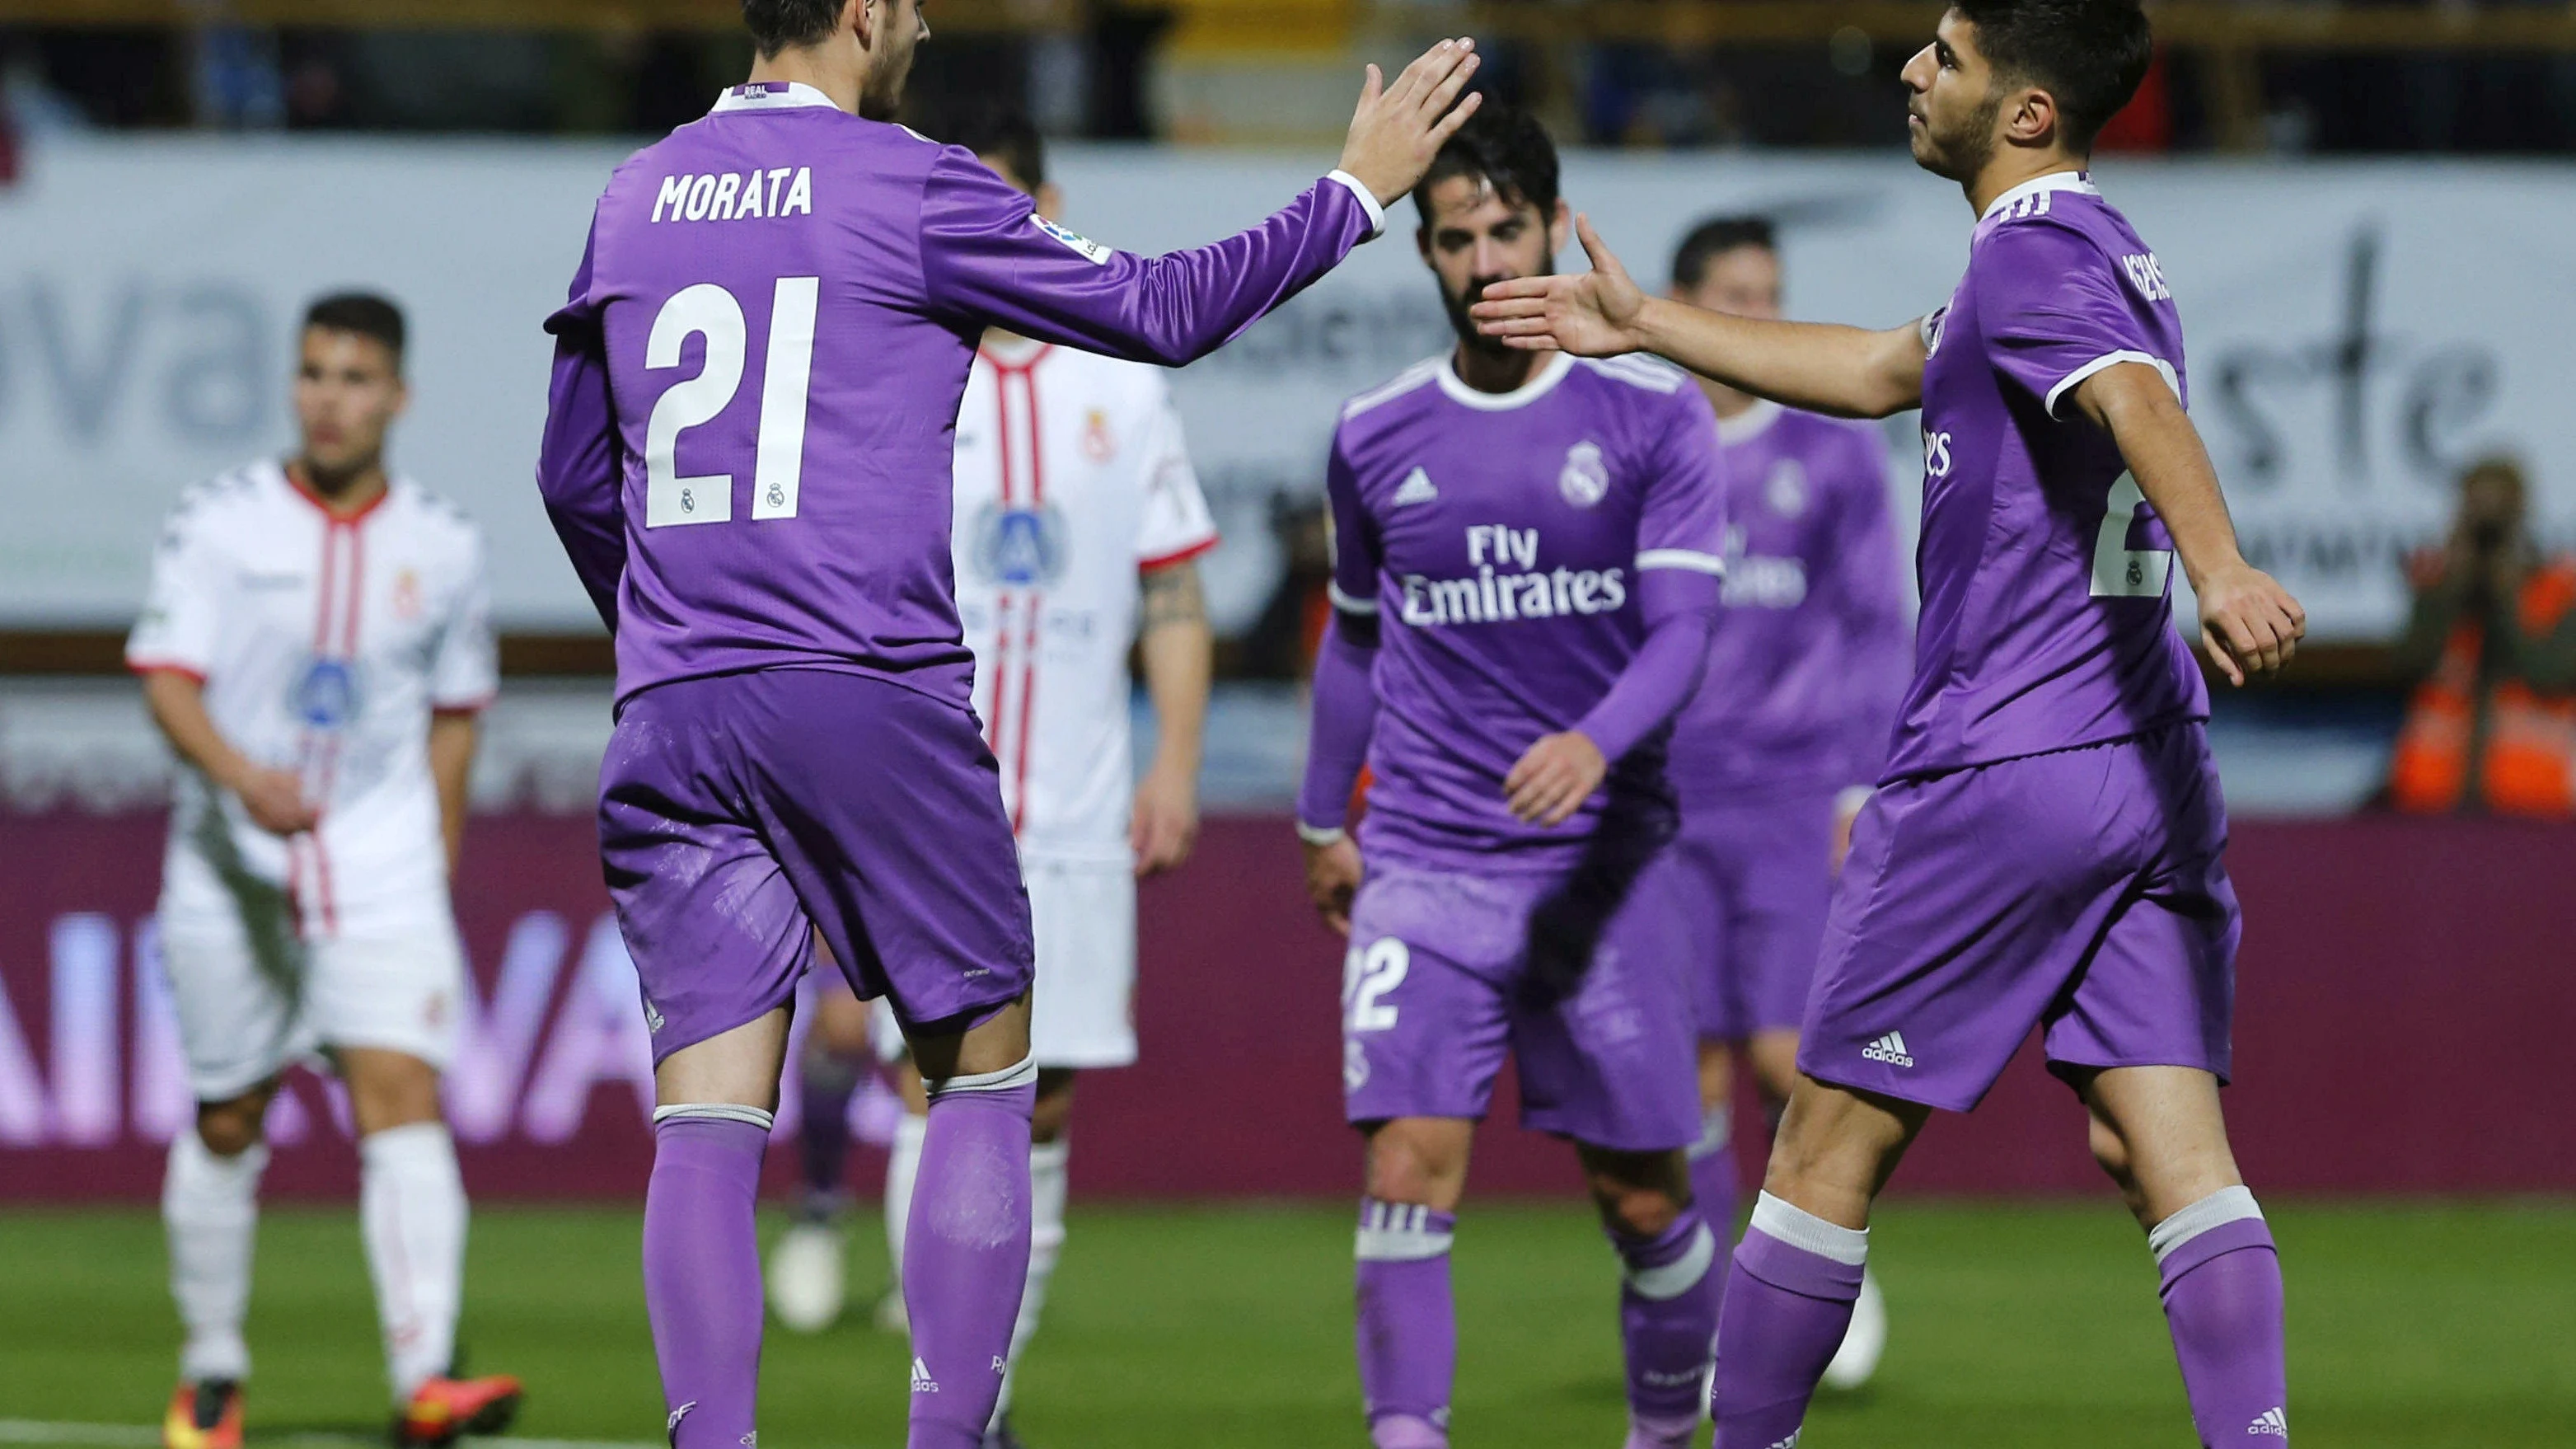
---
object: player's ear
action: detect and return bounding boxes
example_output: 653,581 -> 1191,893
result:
2005,85 -> 2058,149
847,0 -> 872,48
1034,182 -> 1066,224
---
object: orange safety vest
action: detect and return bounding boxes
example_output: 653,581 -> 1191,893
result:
2387,553 -> 2576,816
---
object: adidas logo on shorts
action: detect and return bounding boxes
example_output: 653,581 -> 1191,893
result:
1861,1030 -> 1914,1068
2248,1405 -> 2288,1437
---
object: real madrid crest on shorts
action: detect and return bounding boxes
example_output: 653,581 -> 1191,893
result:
1558,440 -> 1609,509
967,500 -> 1070,587
291,656 -> 363,730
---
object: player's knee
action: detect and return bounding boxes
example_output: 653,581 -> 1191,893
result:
1030,1070 -> 1077,1143
1363,1124 -> 1467,1207
194,1096 -> 268,1157
1593,1181 -> 1687,1240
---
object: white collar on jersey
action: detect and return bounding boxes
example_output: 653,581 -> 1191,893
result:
1715,397 -> 1784,446
711,81 -> 839,114
1436,350 -> 1572,411
1980,169 -> 2100,222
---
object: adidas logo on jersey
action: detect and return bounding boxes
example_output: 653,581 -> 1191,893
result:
910,1357 -> 938,1394
1393,467 -> 1440,506
1861,1031 -> 1914,1068
2248,1406 -> 2288,1437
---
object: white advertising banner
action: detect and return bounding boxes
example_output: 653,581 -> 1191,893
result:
1,137 -> 2567,640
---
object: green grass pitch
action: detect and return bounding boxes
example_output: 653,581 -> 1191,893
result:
5,1199 -> 2570,1447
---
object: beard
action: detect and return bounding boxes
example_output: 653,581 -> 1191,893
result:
1442,257 -> 1553,357
1912,93 -> 2001,183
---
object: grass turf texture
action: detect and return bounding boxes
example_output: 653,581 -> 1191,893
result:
5,1201 -> 2569,1447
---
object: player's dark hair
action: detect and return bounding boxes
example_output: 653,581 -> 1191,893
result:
935,104 -> 1047,190
1669,215 -> 1777,293
302,292 -> 405,369
1411,102 -> 1559,227
741,0 -> 845,59
1951,0 -> 2154,154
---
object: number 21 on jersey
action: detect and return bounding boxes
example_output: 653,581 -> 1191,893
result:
644,278 -> 818,528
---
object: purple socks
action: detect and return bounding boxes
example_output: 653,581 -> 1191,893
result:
642,1108 -> 775,1449
1612,1210 -> 1721,1448
1354,1198 -> 1457,1449
1686,1104 -> 1740,1250
904,1060 -> 1037,1449
1708,1192 -> 1867,1448
796,1052 -> 861,1213
2152,1187 -> 2289,1445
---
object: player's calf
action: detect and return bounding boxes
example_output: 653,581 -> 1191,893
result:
903,1000 -> 1037,1449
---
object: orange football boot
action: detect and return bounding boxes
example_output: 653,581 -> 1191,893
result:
396,1374 -> 524,1447
162,1380 -> 242,1449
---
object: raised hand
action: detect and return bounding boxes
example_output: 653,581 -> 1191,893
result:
1471,214 -> 1648,357
1338,39 -> 1484,208
2195,560 -> 2307,686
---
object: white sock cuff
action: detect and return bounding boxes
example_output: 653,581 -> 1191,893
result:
1355,1200 -> 1454,1262
358,1121 -> 452,1164
1623,1221 -> 1718,1301
926,1054 -> 1037,1099
1030,1137 -> 1070,1170
2148,1185 -> 2265,1264
894,1111 -> 929,1147
653,1103 -> 776,1130
1749,1191 -> 1869,1267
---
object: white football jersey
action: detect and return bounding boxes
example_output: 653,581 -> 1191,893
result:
953,338 -> 1217,864
127,460 -> 497,939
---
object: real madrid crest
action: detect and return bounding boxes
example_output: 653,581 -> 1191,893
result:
1766,458 -> 1809,518
1558,440 -> 1609,509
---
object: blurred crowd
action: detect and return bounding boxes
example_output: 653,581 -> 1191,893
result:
5,2 -> 2576,152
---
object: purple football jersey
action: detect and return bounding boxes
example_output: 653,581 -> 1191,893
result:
1890,171 -> 2208,780
1670,401 -> 1910,803
537,81 -> 1383,707
1328,353 -> 1728,870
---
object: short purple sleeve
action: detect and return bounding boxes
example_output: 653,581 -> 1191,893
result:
536,220 -> 628,630
918,150 -> 1379,370
1634,384 -> 1728,580
1977,223 -> 2176,420
1323,429 -> 1381,624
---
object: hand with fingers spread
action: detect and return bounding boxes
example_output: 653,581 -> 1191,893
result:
1504,730 -> 1608,828
1338,39 -> 1486,209
1471,214 -> 1649,357
2195,560 -> 2306,686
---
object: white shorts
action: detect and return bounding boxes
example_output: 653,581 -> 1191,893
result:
869,856 -> 1137,1070
158,906 -> 466,1102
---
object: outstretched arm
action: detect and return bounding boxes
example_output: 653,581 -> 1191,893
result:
1472,215 -> 1928,420
2074,363 -> 2304,685
923,42 -> 1482,368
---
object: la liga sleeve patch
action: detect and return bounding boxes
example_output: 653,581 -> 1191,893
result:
1033,216 -> 1114,265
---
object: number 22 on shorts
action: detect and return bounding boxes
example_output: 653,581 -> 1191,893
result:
1343,936 -> 1410,1033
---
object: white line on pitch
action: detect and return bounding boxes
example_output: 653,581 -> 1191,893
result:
0,1423 -> 658,1449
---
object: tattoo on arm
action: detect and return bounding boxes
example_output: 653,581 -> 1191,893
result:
1140,562 -> 1208,633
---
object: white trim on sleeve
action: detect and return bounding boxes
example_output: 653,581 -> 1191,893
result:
1325,171 -> 1389,238
1328,581 -> 1380,616
1637,549 -> 1726,576
2045,349 -> 2179,420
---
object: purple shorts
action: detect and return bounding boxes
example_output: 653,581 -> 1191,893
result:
1798,722 -> 2240,1112
1340,840 -> 1701,1154
599,668 -> 1033,1064
1669,791 -> 1836,1043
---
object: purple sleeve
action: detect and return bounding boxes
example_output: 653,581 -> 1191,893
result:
1573,569 -> 1721,763
536,226 -> 627,631
1827,433 -> 1912,787
1635,382 -> 1729,574
1324,430 -> 1381,620
920,150 -> 1383,369
1296,617 -> 1380,833
1979,223 -> 2175,420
